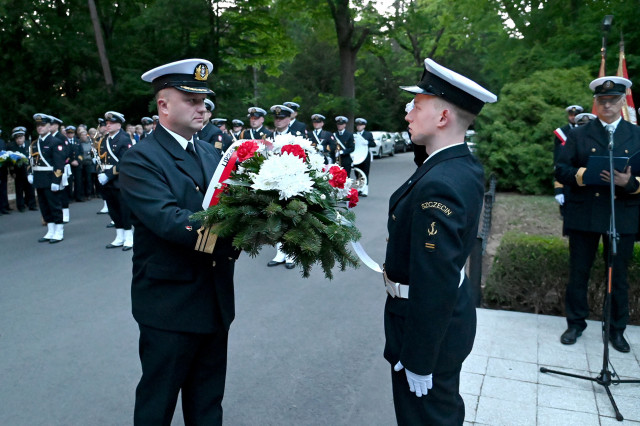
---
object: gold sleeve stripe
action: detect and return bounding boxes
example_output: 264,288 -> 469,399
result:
554,181 -> 564,189
576,167 -> 586,186
632,177 -> 640,195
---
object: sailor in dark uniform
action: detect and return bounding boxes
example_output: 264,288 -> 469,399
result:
309,114 -> 336,164
284,101 -> 307,138
48,115 -> 73,222
240,107 -> 273,140
212,118 -> 233,152
29,113 -> 67,243
140,117 -> 154,140
556,77 -> 640,353
66,126 -> 85,202
8,127 -> 37,211
97,111 -> 133,251
574,112 -> 597,126
230,119 -> 244,142
354,117 -> 377,196
121,58 -> 239,426
0,130 -> 9,214
197,98 -> 225,152
333,116 -> 355,176
553,105 -> 584,210
383,58 -> 496,425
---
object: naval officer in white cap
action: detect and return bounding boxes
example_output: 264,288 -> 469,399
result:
382,58 -> 496,425
120,58 -> 240,425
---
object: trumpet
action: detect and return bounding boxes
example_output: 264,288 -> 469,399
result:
92,137 -> 105,172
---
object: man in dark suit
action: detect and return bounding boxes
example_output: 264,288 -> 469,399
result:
333,116 -> 355,176
121,58 -> 239,426
8,126 -> 37,211
556,77 -> 640,353
197,98 -> 225,152
240,107 -> 273,140
97,111 -> 133,250
284,101 -> 307,138
383,58 -> 496,425
354,117 -> 376,196
309,114 -> 336,164
30,113 -> 67,242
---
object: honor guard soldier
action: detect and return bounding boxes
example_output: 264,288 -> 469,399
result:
66,126 -> 85,202
240,107 -> 272,140
140,117 -> 154,140
283,101 -> 307,137
556,77 -> 640,353
97,111 -> 134,250
384,58 -> 496,424
230,119 -> 244,142
121,58 -> 240,426
197,98 -> 225,152
8,127 -> 37,211
553,105 -> 584,209
334,116 -> 355,176
354,118 -> 376,196
309,114 -> 336,163
270,104 -> 294,136
0,129 -> 9,214
575,112 -> 597,126
212,118 -> 233,152
49,116 -> 66,142
95,118 -> 109,214
50,115 -> 72,222
30,114 -> 67,242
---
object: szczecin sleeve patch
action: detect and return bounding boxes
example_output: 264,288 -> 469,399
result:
421,201 -> 453,216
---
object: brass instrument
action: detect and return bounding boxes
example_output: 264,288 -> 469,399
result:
92,136 -> 105,172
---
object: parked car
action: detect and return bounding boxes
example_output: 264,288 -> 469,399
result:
369,131 -> 395,158
465,130 -> 477,153
392,132 -> 411,153
400,131 -> 413,151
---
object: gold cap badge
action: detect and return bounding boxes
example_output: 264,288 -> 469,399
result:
194,63 -> 209,81
603,80 -> 614,90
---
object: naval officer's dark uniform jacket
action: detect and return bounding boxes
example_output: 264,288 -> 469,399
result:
384,143 -> 482,425
98,129 -> 132,229
356,129 -> 376,177
198,122 -> 225,152
334,130 -> 355,174
289,119 -> 307,138
31,133 -> 66,223
120,124 -> 239,425
309,129 -> 336,163
555,118 -> 640,332
240,125 -> 273,140
9,140 -> 37,210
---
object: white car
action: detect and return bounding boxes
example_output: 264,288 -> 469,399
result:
369,131 -> 395,158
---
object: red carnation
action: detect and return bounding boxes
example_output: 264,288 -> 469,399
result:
281,144 -> 307,161
347,187 -> 359,208
236,141 -> 260,162
328,166 -> 347,188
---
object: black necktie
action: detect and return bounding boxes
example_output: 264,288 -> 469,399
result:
186,142 -> 207,186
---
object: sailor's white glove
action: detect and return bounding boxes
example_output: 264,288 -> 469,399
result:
394,361 -> 433,397
554,194 -> 565,205
27,174 -> 33,184
92,157 -> 99,164
50,183 -> 60,192
98,173 -> 108,185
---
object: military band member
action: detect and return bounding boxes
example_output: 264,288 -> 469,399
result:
121,58 -> 239,426
309,114 -> 336,164
197,98 -> 225,152
556,77 -> 640,353
334,116 -> 355,176
230,119 -> 244,141
66,126 -> 85,202
354,118 -> 377,197
97,111 -> 134,251
95,118 -> 109,214
49,116 -> 66,142
0,130 -> 9,214
240,107 -> 273,140
212,118 -> 233,152
8,127 -> 37,211
30,113 -> 67,243
384,58 -> 496,425
140,117 -> 154,140
284,101 -> 307,137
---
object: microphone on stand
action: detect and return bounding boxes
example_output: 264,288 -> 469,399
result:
606,124 -> 615,150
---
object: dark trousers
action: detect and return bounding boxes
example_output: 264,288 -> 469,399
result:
134,324 -> 228,426
359,155 -> 372,182
340,156 -> 352,176
71,165 -> 83,200
0,166 -> 9,210
61,184 -> 69,208
566,230 -> 633,332
391,365 -> 465,426
14,169 -> 36,209
36,187 -> 63,224
81,163 -> 94,197
102,184 -> 131,229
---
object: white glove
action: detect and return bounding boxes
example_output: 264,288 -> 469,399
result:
27,174 -> 33,184
98,173 -> 109,185
50,183 -> 60,192
394,361 -> 433,397
92,157 -> 99,164
554,194 -> 564,205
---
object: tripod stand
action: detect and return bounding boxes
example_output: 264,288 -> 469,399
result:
541,126 -> 640,421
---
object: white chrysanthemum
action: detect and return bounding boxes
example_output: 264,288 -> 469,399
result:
336,178 -> 354,198
307,152 -> 326,171
271,134 -> 315,153
251,152 -> 314,200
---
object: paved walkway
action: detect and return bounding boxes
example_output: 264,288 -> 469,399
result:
463,309 -> 640,425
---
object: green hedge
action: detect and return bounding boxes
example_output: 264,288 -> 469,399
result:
485,232 -> 640,325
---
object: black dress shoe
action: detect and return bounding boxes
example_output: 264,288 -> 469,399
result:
106,222 -> 115,228
560,328 -> 582,345
267,260 -> 284,267
122,246 -> 133,252
18,206 -> 26,212
609,331 -> 631,353
106,243 -> 123,249
285,262 -> 295,270
29,206 -> 38,211
38,237 -> 51,243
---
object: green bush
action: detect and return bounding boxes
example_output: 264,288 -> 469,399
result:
485,232 -> 640,325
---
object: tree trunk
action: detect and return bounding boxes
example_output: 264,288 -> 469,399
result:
87,0 -> 113,88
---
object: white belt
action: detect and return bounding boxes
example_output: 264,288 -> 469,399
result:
103,165 -> 114,169
32,166 -> 53,171
385,267 -> 465,299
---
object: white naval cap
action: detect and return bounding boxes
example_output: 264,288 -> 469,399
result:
12,126 -> 27,137
247,107 -> 267,117
141,58 -> 214,95
335,116 -> 348,124
311,114 -> 326,121
565,105 -> 584,113
270,105 -> 294,118
575,112 -> 597,123
105,111 -> 125,123
589,76 -> 632,96
232,119 -> 244,127
204,98 -> 215,112
401,58 -> 497,114
283,101 -> 300,111
355,118 -> 367,125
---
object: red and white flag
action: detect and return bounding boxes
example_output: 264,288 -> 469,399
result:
617,39 -> 637,124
